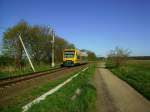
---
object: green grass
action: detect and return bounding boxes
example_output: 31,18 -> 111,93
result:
0,64 -> 96,112
108,60 -> 150,100
28,64 -> 96,112
0,64 -> 60,79
0,67 -> 79,112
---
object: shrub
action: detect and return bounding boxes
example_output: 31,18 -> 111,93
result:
106,47 -> 130,68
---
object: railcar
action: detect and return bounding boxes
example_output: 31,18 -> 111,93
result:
62,49 -> 88,66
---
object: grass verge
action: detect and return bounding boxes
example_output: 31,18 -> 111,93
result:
28,64 -> 96,112
107,60 -> 150,100
0,64 -> 60,79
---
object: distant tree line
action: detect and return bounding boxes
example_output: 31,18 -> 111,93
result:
87,51 -> 97,61
128,56 -> 150,60
80,49 -> 97,61
0,20 -> 97,68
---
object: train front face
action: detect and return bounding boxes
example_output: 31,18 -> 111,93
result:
63,49 -> 76,66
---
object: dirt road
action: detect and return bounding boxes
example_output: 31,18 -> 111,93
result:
94,63 -> 150,112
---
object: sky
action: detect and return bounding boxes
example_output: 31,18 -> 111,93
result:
0,0 -> 150,56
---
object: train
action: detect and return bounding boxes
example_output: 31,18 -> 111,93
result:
62,49 -> 88,66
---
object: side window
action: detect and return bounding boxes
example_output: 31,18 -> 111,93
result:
77,55 -> 80,59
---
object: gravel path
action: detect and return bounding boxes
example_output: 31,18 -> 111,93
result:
94,63 -> 150,112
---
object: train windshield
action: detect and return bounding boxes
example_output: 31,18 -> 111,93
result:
64,51 -> 75,58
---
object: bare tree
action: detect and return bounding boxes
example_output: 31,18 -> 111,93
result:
106,47 -> 131,68
3,20 -> 29,68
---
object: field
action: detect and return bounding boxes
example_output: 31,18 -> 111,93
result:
109,60 -> 150,100
0,64 -> 96,112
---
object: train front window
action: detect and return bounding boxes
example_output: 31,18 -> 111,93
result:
64,51 -> 75,58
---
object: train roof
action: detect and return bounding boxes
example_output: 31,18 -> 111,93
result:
64,48 -> 77,51
77,50 -> 88,56
64,49 -> 88,56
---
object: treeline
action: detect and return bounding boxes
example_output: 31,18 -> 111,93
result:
128,56 -> 150,60
0,20 -> 97,68
1,20 -> 75,68
80,49 -> 97,61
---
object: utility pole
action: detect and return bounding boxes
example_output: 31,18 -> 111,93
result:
51,29 -> 55,67
48,26 -> 55,67
18,33 -> 36,72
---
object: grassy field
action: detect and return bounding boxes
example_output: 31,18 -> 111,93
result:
109,60 -> 150,100
0,64 -> 96,112
0,64 -> 61,79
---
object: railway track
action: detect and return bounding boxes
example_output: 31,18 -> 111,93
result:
0,64 -> 88,87
0,67 -> 67,87
0,64 -> 88,106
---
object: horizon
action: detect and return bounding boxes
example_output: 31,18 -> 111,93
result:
0,0 -> 150,56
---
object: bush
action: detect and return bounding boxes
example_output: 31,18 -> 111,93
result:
106,47 -> 130,68
0,55 -> 14,66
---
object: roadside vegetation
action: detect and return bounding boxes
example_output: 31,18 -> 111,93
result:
0,20 -> 97,79
0,64 -> 96,112
106,47 -> 150,100
110,60 -> 150,100
0,63 -> 60,79
28,64 -> 96,112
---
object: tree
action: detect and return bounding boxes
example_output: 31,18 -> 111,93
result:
106,47 -> 131,68
81,49 -> 97,61
54,36 -> 75,63
3,20 -> 29,68
87,51 -> 97,61
2,20 -> 76,68
28,25 -> 52,64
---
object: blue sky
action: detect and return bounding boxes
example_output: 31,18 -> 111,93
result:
0,0 -> 150,56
